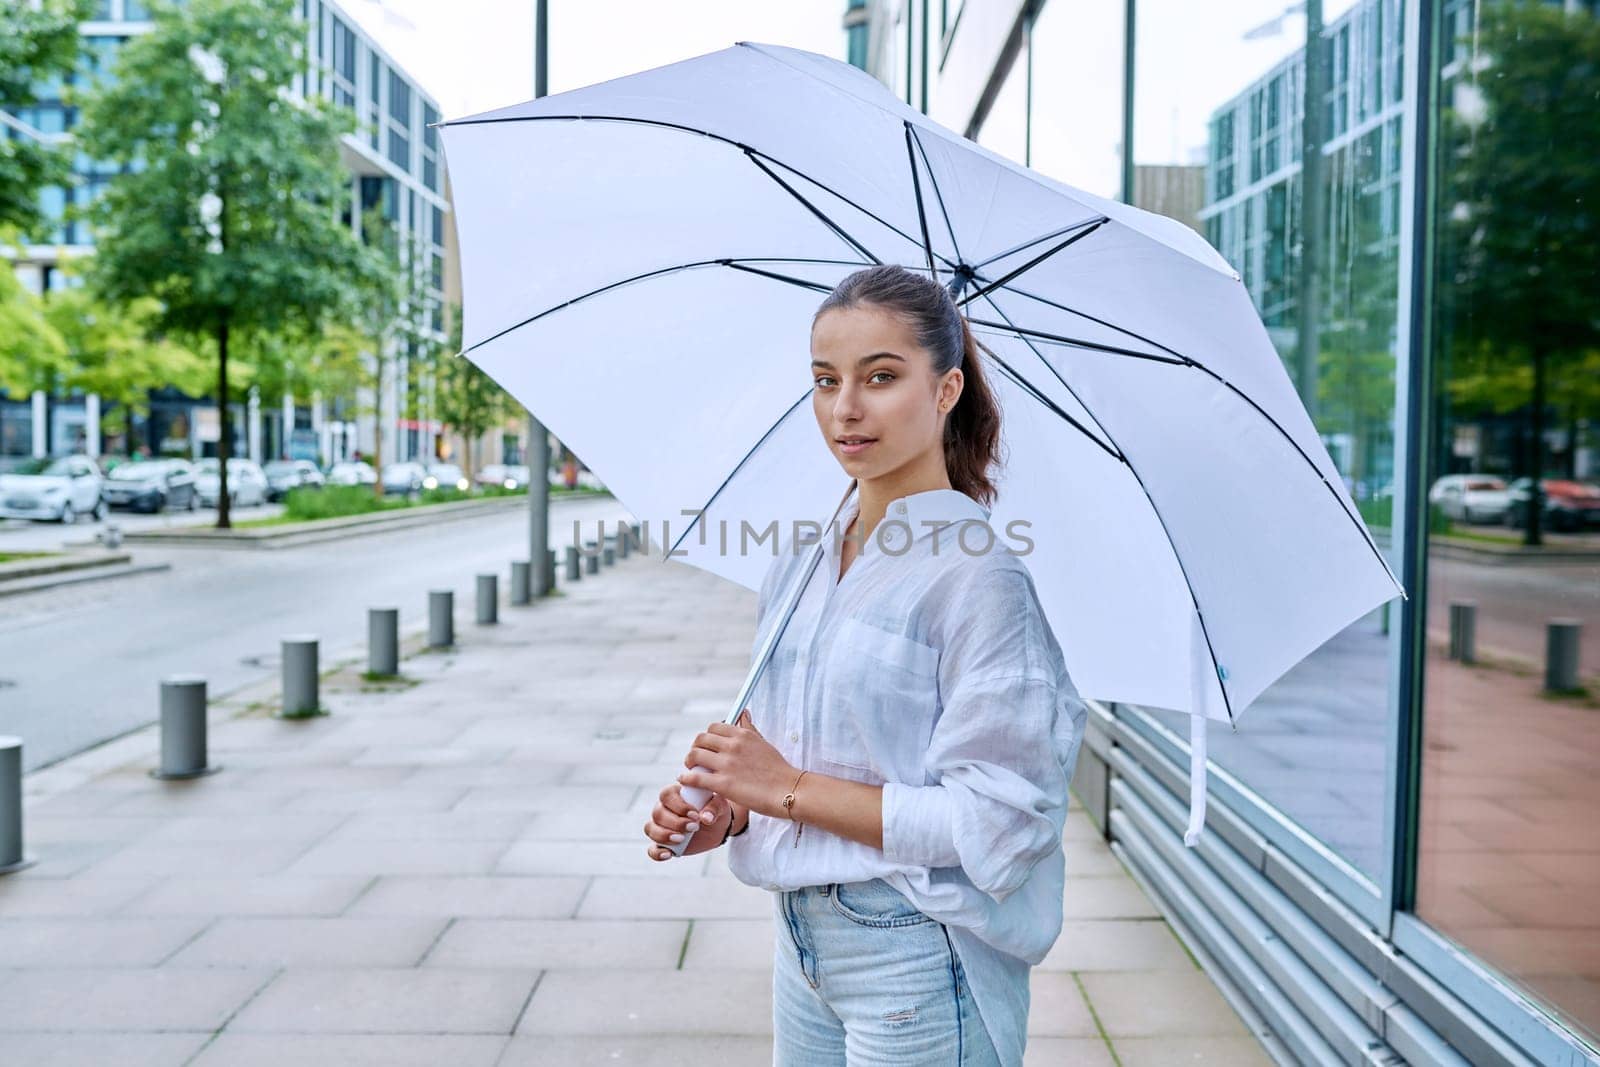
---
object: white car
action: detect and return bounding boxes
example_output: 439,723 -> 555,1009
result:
194,458 -> 269,508
325,460 -> 377,487
0,456 -> 106,523
423,462 -> 469,492
1429,474 -> 1512,524
475,463 -> 531,490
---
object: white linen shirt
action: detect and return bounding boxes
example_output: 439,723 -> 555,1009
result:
727,485 -> 1087,1066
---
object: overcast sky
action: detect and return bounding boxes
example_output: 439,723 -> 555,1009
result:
339,0 -> 848,119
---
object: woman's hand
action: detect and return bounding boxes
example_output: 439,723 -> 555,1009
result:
679,708 -> 796,820
642,782 -> 733,862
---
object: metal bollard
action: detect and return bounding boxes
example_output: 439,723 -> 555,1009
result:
1546,619 -> 1582,692
428,590 -> 455,647
510,561 -> 532,606
151,675 -> 219,779
477,574 -> 498,625
584,541 -> 600,575
281,636 -> 320,716
545,548 -> 557,592
368,608 -> 399,676
1,736 -> 36,874
1448,601 -> 1477,664
631,522 -> 643,553
602,535 -> 616,566
617,527 -> 630,559
565,546 -> 581,582
1380,601 -> 1391,636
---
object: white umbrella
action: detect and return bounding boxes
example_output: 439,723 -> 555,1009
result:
437,42 -> 1405,845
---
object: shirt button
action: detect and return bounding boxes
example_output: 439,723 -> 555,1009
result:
790,731 -> 799,742
893,502 -> 907,515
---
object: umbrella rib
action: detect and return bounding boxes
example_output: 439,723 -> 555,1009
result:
744,151 -> 881,265
902,124 -> 939,281
665,387 -> 815,559
956,219 -> 1109,309
907,124 -> 962,263
722,261 -> 834,293
974,340 -> 1125,465
975,290 -> 1235,725
985,287 -> 1400,591
972,217 -> 1109,272
460,257 -> 863,355
965,318 -> 1185,366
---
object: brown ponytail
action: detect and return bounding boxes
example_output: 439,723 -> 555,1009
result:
812,264 -> 1004,507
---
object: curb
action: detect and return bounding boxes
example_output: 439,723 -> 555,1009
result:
0,560 -> 171,599
122,490 -> 609,550
0,550 -> 131,582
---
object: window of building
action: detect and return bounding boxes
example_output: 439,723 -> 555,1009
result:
1416,0 -> 1600,1046
1028,0 -> 1125,198
1131,0 -> 1405,889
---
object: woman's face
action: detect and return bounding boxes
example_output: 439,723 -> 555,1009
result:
810,302 -> 962,481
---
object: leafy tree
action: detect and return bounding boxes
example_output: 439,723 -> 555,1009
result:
42,284 -> 208,455
0,268 -> 67,397
0,0 -> 89,239
74,0 -> 380,526
1437,3 -> 1600,544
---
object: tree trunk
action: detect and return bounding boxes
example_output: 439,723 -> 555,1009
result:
1525,347 -> 1547,547
216,317 -> 232,529
372,350 -> 385,499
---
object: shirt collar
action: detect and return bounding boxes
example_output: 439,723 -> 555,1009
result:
840,485 -> 991,551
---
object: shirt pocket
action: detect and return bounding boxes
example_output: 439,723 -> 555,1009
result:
817,615 -> 940,780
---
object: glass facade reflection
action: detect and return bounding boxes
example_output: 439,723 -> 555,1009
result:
855,0 -> 1600,1061
1416,0 -> 1600,1046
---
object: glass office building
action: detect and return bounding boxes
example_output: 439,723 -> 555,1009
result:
2,0 -> 455,468
853,1 -> 1599,1063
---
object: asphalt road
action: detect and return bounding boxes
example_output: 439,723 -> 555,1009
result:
0,495 -> 636,772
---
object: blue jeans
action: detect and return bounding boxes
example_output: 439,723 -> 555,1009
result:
773,879 -> 1003,1065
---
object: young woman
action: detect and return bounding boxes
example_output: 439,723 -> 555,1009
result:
642,264 -> 1087,1066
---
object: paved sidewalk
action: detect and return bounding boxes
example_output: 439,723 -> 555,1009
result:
2,545 -> 1269,1066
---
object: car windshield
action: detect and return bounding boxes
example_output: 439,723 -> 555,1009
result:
1466,479 -> 1505,491
430,465 -> 462,478
196,459 -> 219,473
263,462 -> 297,475
32,458 -> 78,477
109,463 -> 164,481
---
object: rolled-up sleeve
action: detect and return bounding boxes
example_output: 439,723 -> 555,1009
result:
880,563 -> 1085,904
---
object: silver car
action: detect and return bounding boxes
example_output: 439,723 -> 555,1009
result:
0,456 -> 106,523
194,458 -> 269,508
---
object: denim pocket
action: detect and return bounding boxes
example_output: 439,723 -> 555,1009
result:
829,878 -> 933,928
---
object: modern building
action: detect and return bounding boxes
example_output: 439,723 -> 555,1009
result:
0,0 -> 488,474
852,2 -> 1599,1064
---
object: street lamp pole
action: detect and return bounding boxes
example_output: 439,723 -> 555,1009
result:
527,0 -> 553,595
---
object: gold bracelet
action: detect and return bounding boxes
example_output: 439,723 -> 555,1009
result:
782,769 -> 808,846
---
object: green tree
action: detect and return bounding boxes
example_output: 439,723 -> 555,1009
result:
1438,4 -> 1600,545
0,0 -> 89,239
74,0 -> 380,527
0,268 -> 67,397
42,285 -> 208,455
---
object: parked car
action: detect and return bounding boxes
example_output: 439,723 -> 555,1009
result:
475,463 -> 531,490
381,461 -> 428,495
102,459 -> 199,513
1428,474 -> 1511,524
423,462 -> 469,492
262,459 -> 325,501
194,458 -> 269,508
1503,478 -> 1600,532
325,460 -> 377,487
0,455 -> 105,523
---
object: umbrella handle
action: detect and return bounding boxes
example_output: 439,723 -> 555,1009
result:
663,479 -> 858,859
